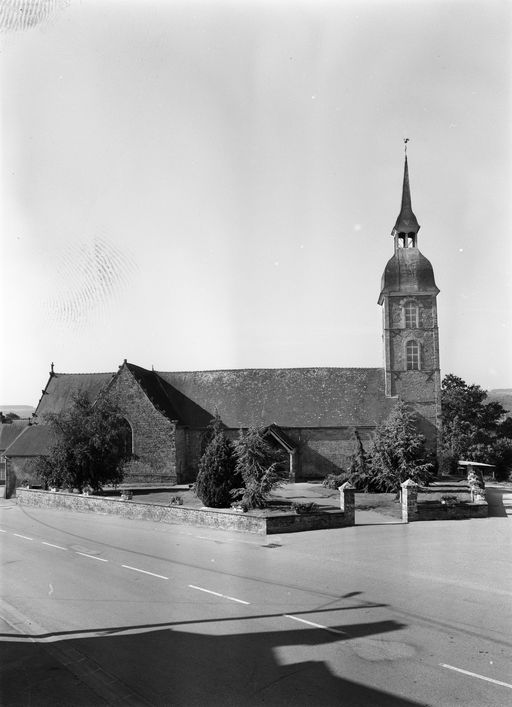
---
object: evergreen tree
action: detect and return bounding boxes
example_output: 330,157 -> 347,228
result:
232,427 -> 288,510
367,401 -> 433,492
347,429 -> 373,491
195,414 -> 239,508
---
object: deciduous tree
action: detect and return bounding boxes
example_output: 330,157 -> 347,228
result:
441,374 -> 511,479
34,391 -> 129,492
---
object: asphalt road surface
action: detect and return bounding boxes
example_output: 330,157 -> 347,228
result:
0,500 -> 511,706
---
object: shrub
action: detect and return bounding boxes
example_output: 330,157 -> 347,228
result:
322,472 -> 351,490
291,501 -> 318,514
195,414 -> 240,508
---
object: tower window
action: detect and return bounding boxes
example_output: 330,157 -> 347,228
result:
406,340 -> 420,370
404,301 -> 419,328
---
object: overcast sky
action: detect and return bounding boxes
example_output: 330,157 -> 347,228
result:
1,0 -> 511,407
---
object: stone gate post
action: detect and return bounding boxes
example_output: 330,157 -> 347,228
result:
401,478 -> 418,523
339,481 -> 355,526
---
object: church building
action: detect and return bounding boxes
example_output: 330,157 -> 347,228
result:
3,155 -> 441,490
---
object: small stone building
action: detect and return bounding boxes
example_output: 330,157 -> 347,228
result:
3,155 -> 441,490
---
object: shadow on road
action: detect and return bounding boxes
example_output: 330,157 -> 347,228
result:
0,616 -> 422,706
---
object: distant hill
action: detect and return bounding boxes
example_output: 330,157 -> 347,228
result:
487,389 -> 512,414
0,405 -> 35,419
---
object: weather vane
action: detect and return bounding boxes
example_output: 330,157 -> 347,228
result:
404,137 -> 410,155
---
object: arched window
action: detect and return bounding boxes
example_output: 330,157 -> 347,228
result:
406,340 -> 420,371
404,301 -> 419,328
115,418 -> 133,459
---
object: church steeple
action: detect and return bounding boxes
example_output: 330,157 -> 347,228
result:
393,144 -> 420,248
378,144 -> 441,462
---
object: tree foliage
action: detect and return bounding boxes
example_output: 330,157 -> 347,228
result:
195,414 -> 240,508
365,401 -> 433,492
441,374 -> 512,480
34,391 -> 129,492
232,427 -> 288,510
346,429 -> 374,491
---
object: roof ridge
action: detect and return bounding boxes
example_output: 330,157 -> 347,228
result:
157,366 -> 384,374
52,371 -> 115,376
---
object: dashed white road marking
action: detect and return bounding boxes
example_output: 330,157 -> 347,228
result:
283,614 -> 348,636
122,565 -> 168,580
189,584 -> 250,605
76,552 -> 108,562
13,533 -> 33,540
42,542 -> 67,550
0,529 -> 6,532
440,664 -> 512,689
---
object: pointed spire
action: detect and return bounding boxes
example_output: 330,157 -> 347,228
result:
393,142 -> 420,236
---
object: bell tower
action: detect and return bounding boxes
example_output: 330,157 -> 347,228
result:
378,144 -> 441,452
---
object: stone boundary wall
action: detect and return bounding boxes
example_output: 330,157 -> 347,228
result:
400,479 -> 488,522
15,488 -> 351,535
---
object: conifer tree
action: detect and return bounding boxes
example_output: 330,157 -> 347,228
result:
347,429 -> 373,491
232,427 -> 288,510
195,414 -> 239,508
367,401 -> 433,492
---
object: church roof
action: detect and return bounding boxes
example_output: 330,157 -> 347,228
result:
0,420 -> 31,452
379,248 -> 439,301
34,372 -> 114,420
393,155 -> 420,234
157,367 -> 395,428
4,424 -> 55,457
34,364 -> 395,430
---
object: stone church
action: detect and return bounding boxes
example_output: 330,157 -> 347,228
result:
3,155 -> 441,488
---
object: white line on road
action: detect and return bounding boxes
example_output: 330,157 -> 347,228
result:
122,564 -> 169,579
42,542 -> 67,550
189,584 -> 250,605
76,552 -> 108,562
13,533 -> 33,540
283,614 -> 348,636
440,664 -> 512,689
0,529 -> 6,532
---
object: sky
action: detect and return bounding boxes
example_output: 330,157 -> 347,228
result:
1,0 -> 511,407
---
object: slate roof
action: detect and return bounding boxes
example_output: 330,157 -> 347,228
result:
157,367 -> 395,428
4,425 -> 55,456
0,420 -> 31,452
124,363 -> 182,421
34,372 -> 114,420
379,248 -> 439,302
34,364 -> 395,430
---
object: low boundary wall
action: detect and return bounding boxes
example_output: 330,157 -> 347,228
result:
15,488 -> 352,535
401,479 -> 488,522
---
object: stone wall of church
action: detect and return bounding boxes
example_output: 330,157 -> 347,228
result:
385,293 -> 441,454
108,367 -> 178,484
388,294 -> 439,379
291,428 -> 374,479
178,426 -> 377,483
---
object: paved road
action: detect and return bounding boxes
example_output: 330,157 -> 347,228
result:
0,501 -> 511,706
